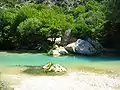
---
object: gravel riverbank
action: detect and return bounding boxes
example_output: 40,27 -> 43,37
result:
1,71 -> 120,90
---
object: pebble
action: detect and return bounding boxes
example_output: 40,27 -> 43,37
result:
12,72 -> 120,90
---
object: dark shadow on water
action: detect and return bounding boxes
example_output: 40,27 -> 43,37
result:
72,54 -> 120,62
0,50 -> 42,54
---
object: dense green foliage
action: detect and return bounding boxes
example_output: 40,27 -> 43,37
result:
101,0 -> 120,50
0,3 -> 73,51
0,0 -> 120,52
72,1 -> 106,39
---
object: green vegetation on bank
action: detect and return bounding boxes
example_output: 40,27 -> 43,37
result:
0,0 -> 120,52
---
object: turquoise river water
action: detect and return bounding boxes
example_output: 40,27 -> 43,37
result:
0,52 -> 120,71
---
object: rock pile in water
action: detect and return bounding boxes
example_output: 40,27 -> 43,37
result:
49,37 -> 103,56
42,62 -> 67,73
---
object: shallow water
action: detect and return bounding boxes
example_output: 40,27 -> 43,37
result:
0,52 -> 120,72
0,52 -> 120,90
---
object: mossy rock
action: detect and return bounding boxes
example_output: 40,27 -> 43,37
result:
23,66 -> 66,76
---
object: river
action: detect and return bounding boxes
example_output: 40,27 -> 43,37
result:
0,52 -> 120,90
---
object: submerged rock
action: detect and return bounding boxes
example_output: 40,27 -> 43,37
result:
42,62 -> 67,72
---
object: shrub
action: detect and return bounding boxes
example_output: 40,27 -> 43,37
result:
72,1 -> 106,40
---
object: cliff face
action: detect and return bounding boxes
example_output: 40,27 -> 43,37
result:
0,0 -> 87,10
18,0 -> 88,9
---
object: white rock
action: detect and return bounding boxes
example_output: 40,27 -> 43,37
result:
55,38 -> 61,44
47,38 -> 61,44
51,64 -> 67,72
42,62 -> 53,70
52,50 -> 61,56
42,63 -> 67,72
58,47 -> 68,55
65,43 -> 76,52
49,46 -> 68,56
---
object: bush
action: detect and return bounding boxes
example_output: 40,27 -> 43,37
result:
72,0 -> 106,40
0,8 -> 17,28
0,1 -> 108,51
17,18 -> 47,50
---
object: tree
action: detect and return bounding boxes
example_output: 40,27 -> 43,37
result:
0,3 -> 73,50
101,0 -> 120,49
72,0 -> 106,40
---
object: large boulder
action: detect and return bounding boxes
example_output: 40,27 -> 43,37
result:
75,39 -> 97,55
86,37 -> 103,53
65,37 -> 103,55
42,62 -> 67,72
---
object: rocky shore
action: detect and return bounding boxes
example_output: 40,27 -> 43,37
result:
49,37 -> 104,56
1,71 -> 120,90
